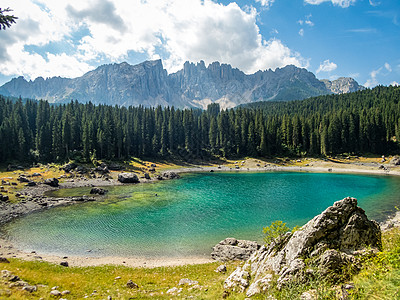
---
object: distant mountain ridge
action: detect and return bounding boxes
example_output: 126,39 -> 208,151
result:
0,60 -> 364,108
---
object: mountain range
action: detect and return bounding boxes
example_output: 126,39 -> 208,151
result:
0,60 -> 364,109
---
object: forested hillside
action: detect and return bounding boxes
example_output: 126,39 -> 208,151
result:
0,85 -> 399,164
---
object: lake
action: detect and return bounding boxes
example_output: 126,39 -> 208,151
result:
2,171 -> 400,258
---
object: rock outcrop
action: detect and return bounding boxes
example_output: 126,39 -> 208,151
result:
211,238 -> 261,261
223,197 -> 381,297
322,77 -> 365,94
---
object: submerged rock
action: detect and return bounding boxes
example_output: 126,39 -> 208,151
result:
90,187 -> 108,195
211,238 -> 261,261
223,197 -> 381,296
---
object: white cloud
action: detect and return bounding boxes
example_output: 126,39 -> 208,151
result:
364,68 -> 381,88
369,0 -> 380,7
0,0 -> 307,81
316,59 -> 337,73
305,20 -> 314,26
390,81 -> 399,86
304,0 -> 356,8
255,0 -> 275,8
364,62 -> 392,88
384,62 -> 392,72
298,14 -> 313,37
298,14 -> 314,26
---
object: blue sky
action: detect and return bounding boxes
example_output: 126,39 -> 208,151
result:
0,0 -> 398,87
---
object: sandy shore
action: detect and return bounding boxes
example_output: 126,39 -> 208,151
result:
0,235 -> 212,268
1,158 -> 399,268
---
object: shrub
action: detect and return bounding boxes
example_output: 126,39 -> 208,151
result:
263,220 -> 291,245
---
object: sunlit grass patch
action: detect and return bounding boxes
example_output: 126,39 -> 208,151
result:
1,259 -> 241,299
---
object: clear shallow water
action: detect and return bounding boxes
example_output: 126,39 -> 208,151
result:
2,172 -> 400,258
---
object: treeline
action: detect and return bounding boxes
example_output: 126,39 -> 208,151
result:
0,85 -> 400,164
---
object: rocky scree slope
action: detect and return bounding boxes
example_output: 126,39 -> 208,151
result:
0,60 -> 363,109
223,197 -> 381,298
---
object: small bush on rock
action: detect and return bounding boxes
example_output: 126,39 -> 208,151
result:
263,220 -> 291,245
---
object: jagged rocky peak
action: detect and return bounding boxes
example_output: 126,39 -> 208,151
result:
322,77 -> 365,94
0,59 -> 364,108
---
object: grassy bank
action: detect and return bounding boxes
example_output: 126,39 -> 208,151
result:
1,227 -> 399,299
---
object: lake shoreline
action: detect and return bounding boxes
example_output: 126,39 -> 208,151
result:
1,158 -> 400,268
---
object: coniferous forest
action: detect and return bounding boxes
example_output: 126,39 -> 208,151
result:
0,85 -> 400,164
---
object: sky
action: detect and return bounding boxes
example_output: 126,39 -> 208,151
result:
0,0 -> 399,87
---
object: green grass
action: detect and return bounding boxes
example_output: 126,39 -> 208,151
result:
350,228 -> 400,299
0,259 -> 243,299
1,228 -> 399,299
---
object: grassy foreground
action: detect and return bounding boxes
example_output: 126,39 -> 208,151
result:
1,228 -> 399,299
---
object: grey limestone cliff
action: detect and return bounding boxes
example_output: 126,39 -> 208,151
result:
0,60 -> 364,109
322,77 -> 365,94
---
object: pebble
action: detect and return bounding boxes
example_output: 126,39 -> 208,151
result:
60,261 -> 69,267
50,290 -> 62,296
215,264 -> 227,273
126,280 -> 139,289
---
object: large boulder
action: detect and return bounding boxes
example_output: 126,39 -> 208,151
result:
211,238 -> 261,261
94,165 -> 109,174
118,173 -> 139,183
224,197 -> 381,296
162,172 -> 180,179
62,163 -> 77,173
44,178 -> 59,187
17,175 -> 30,183
0,194 -> 9,202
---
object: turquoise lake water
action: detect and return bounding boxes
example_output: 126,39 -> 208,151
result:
2,171 -> 400,258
